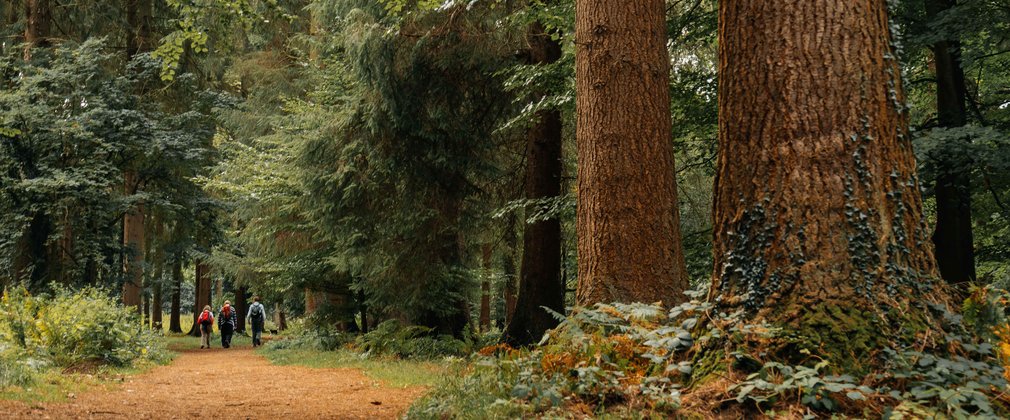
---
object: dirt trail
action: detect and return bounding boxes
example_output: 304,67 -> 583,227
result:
0,347 -> 425,419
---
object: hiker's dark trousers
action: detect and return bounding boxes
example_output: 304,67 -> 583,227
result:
220,323 -> 234,348
252,321 -> 264,346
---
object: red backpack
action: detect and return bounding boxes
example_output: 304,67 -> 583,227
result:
198,311 -> 213,325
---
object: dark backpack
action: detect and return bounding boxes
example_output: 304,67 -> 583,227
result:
250,304 -> 264,321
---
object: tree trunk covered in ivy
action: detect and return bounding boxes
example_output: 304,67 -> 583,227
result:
122,171 -> 144,313
574,0 -> 689,306
925,0 -> 975,287
188,261 -> 211,337
169,259 -> 183,333
505,21 -> 565,346
712,0 -> 945,363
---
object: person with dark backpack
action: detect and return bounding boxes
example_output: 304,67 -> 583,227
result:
197,305 -> 214,349
246,296 -> 267,347
218,300 -> 237,348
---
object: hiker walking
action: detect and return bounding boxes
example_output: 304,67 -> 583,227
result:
218,300 -> 237,348
247,296 -> 267,347
197,305 -> 215,349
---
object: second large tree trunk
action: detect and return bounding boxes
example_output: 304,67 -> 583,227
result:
504,21 -> 565,346
574,0 -> 689,306
926,0 -> 975,287
714,0 -> 944,363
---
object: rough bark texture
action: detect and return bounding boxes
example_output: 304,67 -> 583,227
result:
504,22 -> 565,346
188,261 -> 211,337
169,259 -> 183,333
122,171 -> 144,313
574,0 -> 689,306
503,215 -> 519,326
925,0 -> 975,287
713,0 -> 944,353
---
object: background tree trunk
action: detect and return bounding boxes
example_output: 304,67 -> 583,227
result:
574,0 -> 689,306
925,0 -> 975,287
505,21 -> 565,346
713,0 -> 944,362
23,0 -> 50,59
188,261 -> 211,337
122,171 -> 144,314
234,286 -> 249,333
169,259 -> 183,333
479,244 -> 492,332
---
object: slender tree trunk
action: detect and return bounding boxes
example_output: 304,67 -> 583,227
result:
305,287 -> 318,315
925,0 -> 975,287
713,0 -> 944,362
503,214 -> 519,325
122,171 -> 144,313
505,21 -> 565,346
188,261 -> 211,337
479,244 -> 492,332
151,280 -> 163,330
574,0 -> 689,306
358,289 -> 369,334
169,259 -> 183,333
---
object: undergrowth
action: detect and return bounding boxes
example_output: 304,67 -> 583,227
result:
0,286 -> 168,394
409,286 -> 1010,419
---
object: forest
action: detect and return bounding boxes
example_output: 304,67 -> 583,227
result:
1,0 -> 1010,418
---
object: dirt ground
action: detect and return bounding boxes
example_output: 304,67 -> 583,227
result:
0,347 -> 426,419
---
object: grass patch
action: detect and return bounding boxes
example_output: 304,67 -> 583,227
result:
0,355 -> 165,404
259,346 -> 449,388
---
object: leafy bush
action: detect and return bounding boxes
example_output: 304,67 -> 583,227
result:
0,286 -> 166,369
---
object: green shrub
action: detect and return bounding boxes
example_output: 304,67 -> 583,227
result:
355,320 -> 468,359
0,286 -> 167,368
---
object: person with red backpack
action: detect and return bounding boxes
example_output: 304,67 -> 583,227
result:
197,305 -> 215,349
218,300 -> 237,348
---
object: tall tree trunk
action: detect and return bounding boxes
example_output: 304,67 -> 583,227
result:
23,0 -> 50,59
151,280 -> 163,330
121,0 -> 152,313
714,0 -> 944,363
188,261 -> 211,337
505,21 -> 565,346
169,259 -> 183,333
122,171 -> 144,314
574,0 -> 689,306
925,0 -> 975,287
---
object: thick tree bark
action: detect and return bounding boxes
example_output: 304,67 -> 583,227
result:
925,0 -> 975,287
505,21 -> 565,346
122,171 -> 144,313
169,259 -> 183,333
188,261 -> 211,337
713,0 -> 944,360
574,0 -> 689,306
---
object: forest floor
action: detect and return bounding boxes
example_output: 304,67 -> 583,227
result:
0,338 -> 427,419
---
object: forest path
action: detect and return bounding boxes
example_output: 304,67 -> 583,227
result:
0,345 -> 425,419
